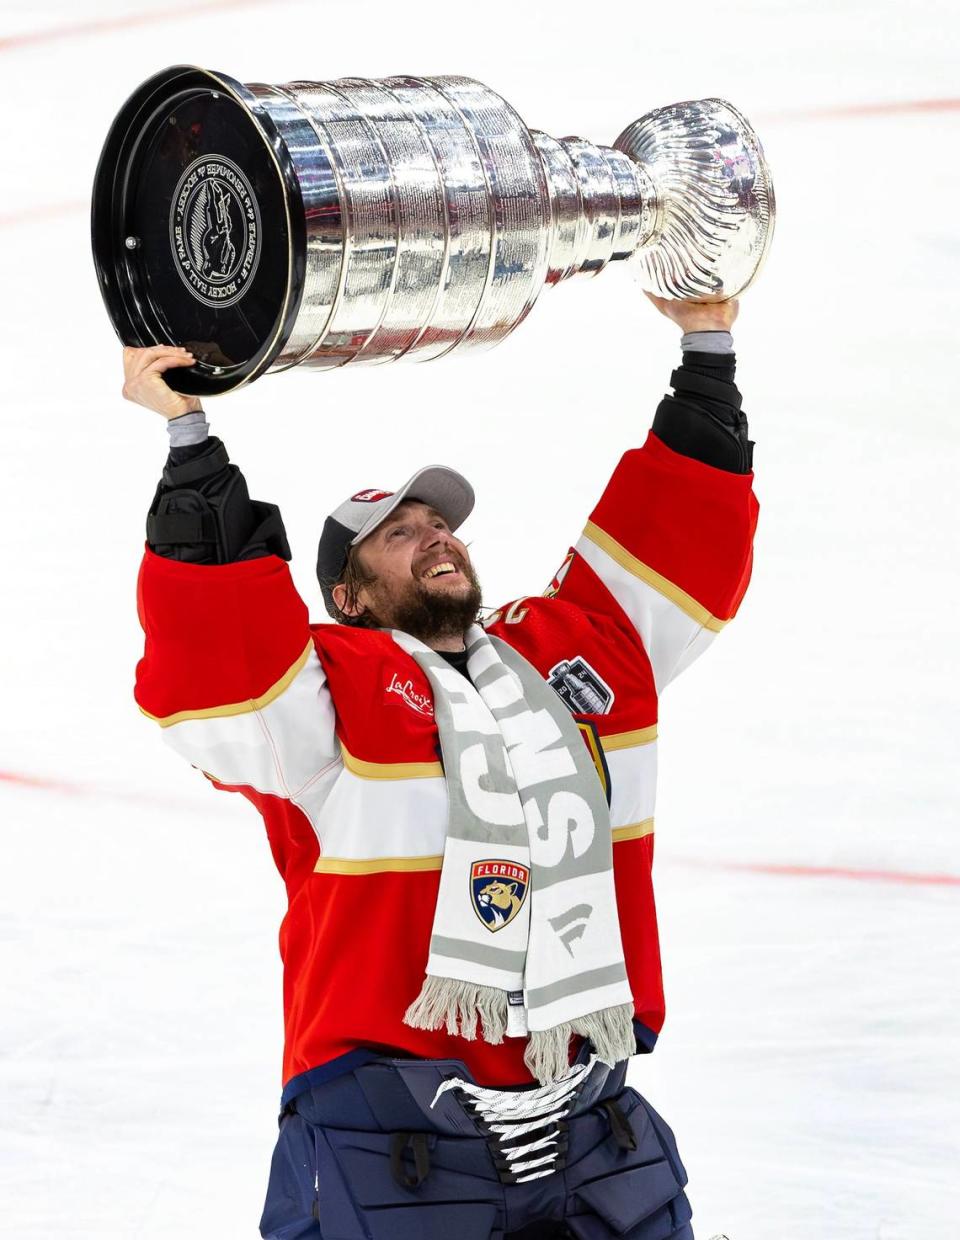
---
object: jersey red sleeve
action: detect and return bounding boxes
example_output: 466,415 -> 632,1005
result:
560,430 -> 759,691
135,548 -> 310,719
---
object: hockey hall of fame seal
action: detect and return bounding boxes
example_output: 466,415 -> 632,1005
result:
169,155 -> 262,308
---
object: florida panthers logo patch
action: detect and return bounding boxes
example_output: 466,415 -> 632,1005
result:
471,860 -> 529,932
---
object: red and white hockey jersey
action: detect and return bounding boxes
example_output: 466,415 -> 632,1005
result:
135,430 -> 759,1103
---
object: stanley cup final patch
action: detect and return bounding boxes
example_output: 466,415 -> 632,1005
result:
471,861 -> 529,933
169,155 -> 261,307
547,656 -> 614,715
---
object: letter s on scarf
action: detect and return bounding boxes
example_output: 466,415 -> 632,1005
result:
461,743 -> 526,826
526,791 -> 595,868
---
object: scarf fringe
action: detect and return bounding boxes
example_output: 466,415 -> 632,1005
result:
524,1002 -> 636,1084
404,975 -> 507,1044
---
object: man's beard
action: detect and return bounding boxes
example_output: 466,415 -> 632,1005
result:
365,566 -> 483,644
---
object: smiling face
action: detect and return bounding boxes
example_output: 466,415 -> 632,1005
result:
331,499 -> 482,650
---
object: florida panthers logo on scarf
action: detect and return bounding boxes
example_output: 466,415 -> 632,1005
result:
471,860 -> 529,932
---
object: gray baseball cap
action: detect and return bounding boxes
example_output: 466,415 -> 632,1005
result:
316,464 -> 475,618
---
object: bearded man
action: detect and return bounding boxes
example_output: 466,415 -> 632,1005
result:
125,291 -> 757,1240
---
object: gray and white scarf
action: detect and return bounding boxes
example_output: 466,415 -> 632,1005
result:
392,623 -> 635,1084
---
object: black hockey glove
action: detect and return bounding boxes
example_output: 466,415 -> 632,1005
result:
146,437 -> 291,565
652,351 -> 754,474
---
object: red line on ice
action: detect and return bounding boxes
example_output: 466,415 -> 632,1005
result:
762,98 -> 960,121
0,0 -> 269,52
0,200 -> 87,229
0,769 -> 88,795
676,857 -> 960,888
0,769 -> 229,816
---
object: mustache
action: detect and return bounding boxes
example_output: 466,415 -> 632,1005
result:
413,549 -> 469,577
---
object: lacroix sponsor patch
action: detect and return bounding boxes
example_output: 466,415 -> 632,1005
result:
385,672 -> 434,717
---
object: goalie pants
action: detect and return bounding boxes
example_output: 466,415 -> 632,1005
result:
259,1043 -> 694,1240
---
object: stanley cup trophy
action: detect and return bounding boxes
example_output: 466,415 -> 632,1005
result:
91,66 -> 775,396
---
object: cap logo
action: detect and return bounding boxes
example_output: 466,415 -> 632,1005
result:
351,489 -> 393,503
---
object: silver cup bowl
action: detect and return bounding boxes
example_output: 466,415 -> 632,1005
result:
92,66 -> 774,395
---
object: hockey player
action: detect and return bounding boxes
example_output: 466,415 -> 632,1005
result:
126,291 -> 757,1240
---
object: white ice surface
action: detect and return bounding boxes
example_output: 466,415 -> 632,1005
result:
1,1 -> 958,1236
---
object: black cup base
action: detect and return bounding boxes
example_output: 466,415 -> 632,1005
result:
92,65 -> 305,396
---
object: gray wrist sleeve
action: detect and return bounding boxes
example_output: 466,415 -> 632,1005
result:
681,330 -> 734,354
167,409 -> 209,447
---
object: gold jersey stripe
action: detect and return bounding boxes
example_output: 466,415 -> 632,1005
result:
582,521 -> 727,633
314,854 -> 444,875
340,743 -> 444,781
314,822 -> 654,874
612,818 -> 655,843
601,725 -> 658,751
142,640 -> 315,729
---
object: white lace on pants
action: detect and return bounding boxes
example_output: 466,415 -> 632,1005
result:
429,1055 -> 598,1183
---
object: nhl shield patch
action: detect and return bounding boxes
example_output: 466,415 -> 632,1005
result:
471,860 -> 530,933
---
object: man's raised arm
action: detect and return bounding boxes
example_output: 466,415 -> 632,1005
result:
557,296 -> 759,693
645,294 -> 751,476
119,345 -> 290,566
122,346 -> 338,802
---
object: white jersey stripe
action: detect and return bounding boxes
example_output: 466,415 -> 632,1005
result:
575,530 -> 719,692
158,646 -> 339,800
